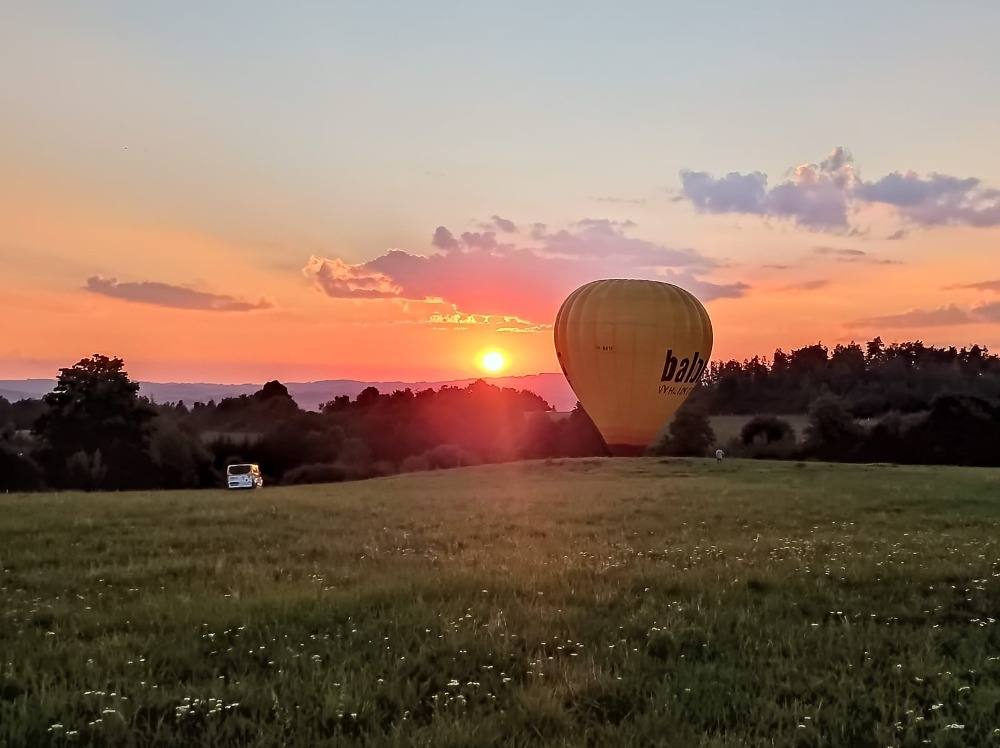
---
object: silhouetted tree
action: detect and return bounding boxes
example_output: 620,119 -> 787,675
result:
0,442 -> 44,491
741,416 -> 795,446
654,402 -> 715,457
804,395 -> 864,461
35,354 -> 156,489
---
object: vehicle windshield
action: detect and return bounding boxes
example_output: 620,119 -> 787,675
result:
227,464 -> 253,475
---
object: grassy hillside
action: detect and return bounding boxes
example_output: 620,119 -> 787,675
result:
3,458 -> 1000,746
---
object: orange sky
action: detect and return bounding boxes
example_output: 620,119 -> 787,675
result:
3,5 -> 1000,383
5,175 -> 1000,383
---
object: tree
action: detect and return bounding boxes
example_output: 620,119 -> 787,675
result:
803,395 -> 864,461
654,403 -> 715,457
35,354 -> 155,489
255,380 -> 292,401
0,442 -> 44,491
741,415 -> 795,446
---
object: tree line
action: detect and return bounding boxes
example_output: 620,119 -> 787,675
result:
690,337 -> 1000,466
2,338 -> 1000,491
0,355 -> 606,491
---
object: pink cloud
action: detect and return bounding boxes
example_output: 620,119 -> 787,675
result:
302,256 -> 401,299
304,219 -> 748,323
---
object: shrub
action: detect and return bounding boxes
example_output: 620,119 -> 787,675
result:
803,396 -> 865,461
653,403 -> 715,457
282,462 -> 347,485
741,416 -> 795,446
0,443 -> 44,491
736,415 -> 798,459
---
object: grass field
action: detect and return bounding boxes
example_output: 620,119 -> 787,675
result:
3,458 -> 1000,746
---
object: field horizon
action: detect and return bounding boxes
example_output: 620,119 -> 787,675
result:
3,457 -> 1000,746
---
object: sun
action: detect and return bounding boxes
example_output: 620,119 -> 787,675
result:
478,349 -> 508,374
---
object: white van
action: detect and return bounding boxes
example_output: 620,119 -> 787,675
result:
227,463 -> 263,489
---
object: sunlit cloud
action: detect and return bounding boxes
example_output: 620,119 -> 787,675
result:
301,256 -> 401,299
304,218 -> 748,324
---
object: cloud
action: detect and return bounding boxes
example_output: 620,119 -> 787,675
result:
679,170 -> 768,215
945,280 -> 1000,293
777,279 -> 829,292
85,277 -> 271,312
681,147 -> 856,230
678,147 -> 1000,232
814,246 -> 865,257
431,226 -> 460,251
490,215 -> 517,233
886,229 -> 907,240
591,195 -> 648,206
813,246 -> 900,265
304,219 -> 747,324
848,304 -> 973,329
974,301 -> 1000,321
848,301 -> 1000,328
301,257 -> 400,299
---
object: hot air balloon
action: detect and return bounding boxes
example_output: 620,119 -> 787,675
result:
554,279 -> 713,455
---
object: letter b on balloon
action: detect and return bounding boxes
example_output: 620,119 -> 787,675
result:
554,279 -> 713,454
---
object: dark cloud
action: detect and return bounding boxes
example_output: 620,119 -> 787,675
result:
848,305 -> 972,329
945,280 -> 1000,293
813,246 -> 901,265
886,229 -> 907,240
680,148 -> 855,230
679,170 -> 768,214
973,301 -> 1000,321
814,246 -> 865,257
677,147 -> 1000,232
847,302 -> 1000,328
777,279 -> 830,292
762,264 -> 792,270
459,231 -> 499,251
431,226 -> 460,251
491,215 -> 517,233
85,277 -> 271,311
858,172 -> 1000,227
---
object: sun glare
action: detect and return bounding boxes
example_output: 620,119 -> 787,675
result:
479,349 -> 507,374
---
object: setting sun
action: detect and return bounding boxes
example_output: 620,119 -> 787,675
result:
478,349 -> 508,374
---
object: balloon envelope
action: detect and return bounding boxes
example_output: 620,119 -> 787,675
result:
553,279 -> 713,453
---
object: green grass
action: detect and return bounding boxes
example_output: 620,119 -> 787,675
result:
3,458 -> 1000,746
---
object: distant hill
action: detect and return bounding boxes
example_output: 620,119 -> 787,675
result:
0,373 -> 577,412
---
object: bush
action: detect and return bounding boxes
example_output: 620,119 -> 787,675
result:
803,396 -> 865,461
400,454 -> 431,473
736,415 -> 798,459
741,416 -> 795,446
653,403 -> 715,457
400,444 -> 478,473
149,417 -> 216,488
282,463 -> 347,485
0,443 -> 44,491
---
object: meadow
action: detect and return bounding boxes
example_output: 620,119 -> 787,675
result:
3,458 -> 1000,747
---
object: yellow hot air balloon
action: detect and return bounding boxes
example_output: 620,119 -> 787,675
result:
554,279 -> 713,454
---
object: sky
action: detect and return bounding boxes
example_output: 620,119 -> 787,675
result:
3,1 -> 1000,383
